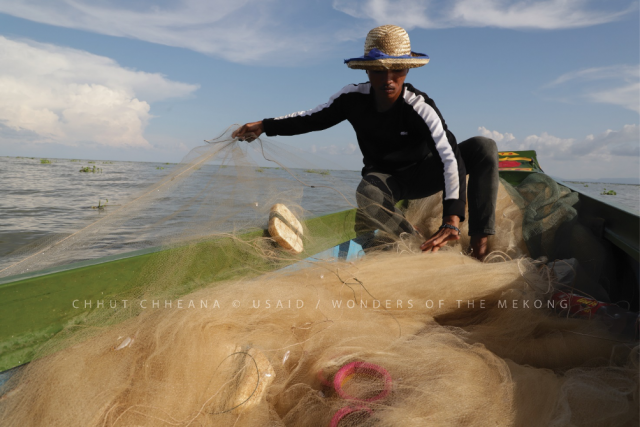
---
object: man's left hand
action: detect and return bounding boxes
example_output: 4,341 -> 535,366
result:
420,215 -> 461,253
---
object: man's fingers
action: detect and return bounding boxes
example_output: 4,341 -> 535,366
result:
232,126 -> 245,138
421,236 -> 444,251
430,238 -> 450,253
421,231 -> 447,248
423,240 -> 446,253
233,124 -> 252,139
233,121 -> 263,141
234,128 -> 260,142
420,237 -> 439,248
421,229 -> 461,252
424,239 -> 447,253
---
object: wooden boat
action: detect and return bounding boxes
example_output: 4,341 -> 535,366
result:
1,150 -> 638,388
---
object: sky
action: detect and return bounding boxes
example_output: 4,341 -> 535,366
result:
0,0 -> 638,180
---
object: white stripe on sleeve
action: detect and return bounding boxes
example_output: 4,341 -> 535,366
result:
275,83 -> 371,120
403,89 -> 460,200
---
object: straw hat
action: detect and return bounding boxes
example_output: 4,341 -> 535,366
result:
344,25 -> 429,71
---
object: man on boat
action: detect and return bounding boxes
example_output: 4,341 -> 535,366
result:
232,25 -> 498,260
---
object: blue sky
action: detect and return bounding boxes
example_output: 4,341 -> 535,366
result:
0,0 -> 638,179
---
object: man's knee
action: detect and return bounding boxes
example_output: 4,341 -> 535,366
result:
356,173 -> 393,203
464,136 -> 498,166
475,136 -> 498,158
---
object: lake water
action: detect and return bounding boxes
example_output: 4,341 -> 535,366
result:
0,156 -> 361,274
565,181 -> 640,214
1,156 -> 638,275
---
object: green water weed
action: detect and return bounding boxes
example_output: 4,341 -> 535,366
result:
79,165 -> 102,173
304,169 -> 330,175
91,199 -> 109,210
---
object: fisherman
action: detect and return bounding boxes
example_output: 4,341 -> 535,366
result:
232,25 -> 498,260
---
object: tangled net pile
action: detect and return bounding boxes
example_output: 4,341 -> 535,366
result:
0,128 -> 637,426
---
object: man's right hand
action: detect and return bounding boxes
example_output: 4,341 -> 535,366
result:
232,121 -> 264,142
420,215 -> 461,253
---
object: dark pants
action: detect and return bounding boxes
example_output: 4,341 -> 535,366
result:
355,136 -> 499,237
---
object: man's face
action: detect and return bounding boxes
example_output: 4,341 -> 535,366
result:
367,69 -> 409,102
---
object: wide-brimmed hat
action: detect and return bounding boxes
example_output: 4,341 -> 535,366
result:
345,25 -> 429,71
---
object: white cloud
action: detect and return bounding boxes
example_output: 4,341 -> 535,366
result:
543,65 -> 639,112
578,124 -> 640,155
587,82 -> 639,113
478,126 -> 515,143
0,36 -> 198,148
481,124 -> 640,160
0,1 -> 633,66
548,65 -> 638,86
609,141 -> 639,157
333,0 -> 634,30
0,0 -> 343,65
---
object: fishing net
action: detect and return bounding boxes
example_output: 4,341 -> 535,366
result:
0,128 -> 638,426
0,128 -> 359,278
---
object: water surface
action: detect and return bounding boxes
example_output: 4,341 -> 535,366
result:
2,156 -> 638,274
565,181 -> 640,214
0,156 -> 360,272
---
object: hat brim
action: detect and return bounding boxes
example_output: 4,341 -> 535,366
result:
346,57 -> 430,71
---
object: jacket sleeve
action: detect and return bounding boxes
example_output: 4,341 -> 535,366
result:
262,85 -> 354,136
404,92 -> 467,221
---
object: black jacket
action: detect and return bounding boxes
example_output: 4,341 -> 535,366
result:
262,82 -> 466,219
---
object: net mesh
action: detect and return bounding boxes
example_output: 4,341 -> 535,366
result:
0,128 -> 358,278
0,129 -> 637,426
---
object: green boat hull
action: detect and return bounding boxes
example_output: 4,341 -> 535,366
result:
0,210 -> 357,372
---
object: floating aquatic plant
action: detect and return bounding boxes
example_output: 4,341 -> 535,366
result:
91,199 -> 109,210
79,165 -> 102,173
40,159 -> 51,164
255,168 -> 264,173
304,169 -> 330,175
156,166 -> 165,170
601,189 -> 617,195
